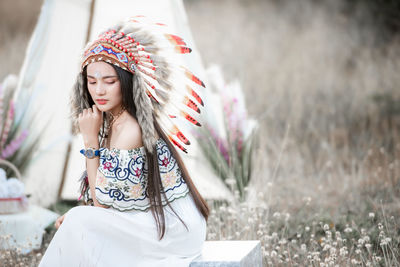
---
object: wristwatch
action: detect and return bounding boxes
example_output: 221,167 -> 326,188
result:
80,147 -> 100,159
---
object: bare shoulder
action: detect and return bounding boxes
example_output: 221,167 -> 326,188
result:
111,115 -> 143,150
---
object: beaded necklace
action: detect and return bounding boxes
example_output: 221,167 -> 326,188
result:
104,107 -> 125,142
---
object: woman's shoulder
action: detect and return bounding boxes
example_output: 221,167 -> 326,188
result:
112,114 -> 143,150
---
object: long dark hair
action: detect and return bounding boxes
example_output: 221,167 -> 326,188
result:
80,63 -> 210,240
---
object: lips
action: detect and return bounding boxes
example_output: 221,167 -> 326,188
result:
97,99 -> 108,105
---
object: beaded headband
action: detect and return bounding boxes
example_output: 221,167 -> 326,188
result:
74,16 -> 205,153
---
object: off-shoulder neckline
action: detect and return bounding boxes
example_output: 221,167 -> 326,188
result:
99,137 -> 164,153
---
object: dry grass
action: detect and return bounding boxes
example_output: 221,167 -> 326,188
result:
186,0 -> 400,265
1,0 -> 399,266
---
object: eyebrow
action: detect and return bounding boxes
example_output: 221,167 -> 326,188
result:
87,75 -> 118,79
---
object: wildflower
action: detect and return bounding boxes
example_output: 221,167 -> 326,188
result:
227,207 -> 236,215
339,247 -> 348,256
368,212 -> 375,218
355,249 -> 361,254
344,227 -> 352,233
379,231 -> 385,238
322,244 -> 331,251
365,243 -> 372,249
272,212 -> 280,219
301,244 -> 307,252
326,231 -> 332,239
380,237 -> 391,246
323,224 -> 329,231
278,239 -> 287,245
361,228 -> 366,235
378,223 -> 383,230
305,226 -> 310,232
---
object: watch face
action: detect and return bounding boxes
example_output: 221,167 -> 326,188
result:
85,149 -> 94,158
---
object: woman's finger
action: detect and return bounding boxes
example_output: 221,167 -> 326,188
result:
54,214 -> 65,229
92,105 -> 99,116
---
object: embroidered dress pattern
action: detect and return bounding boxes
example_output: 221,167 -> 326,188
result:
83,138 -> 189,211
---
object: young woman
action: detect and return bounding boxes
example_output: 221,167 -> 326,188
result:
38,17 -> 209,267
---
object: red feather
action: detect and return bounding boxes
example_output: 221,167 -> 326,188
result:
176,131 -> 190,145
181,111 -> 201,126
175,46 -> 192,54
165,34 -> 186,46
168,135 -> 188,153
186,85 -> 204,106
171,125 -> 190,145
184,96 -> 200,113
184,69 -> 205,87
146,90 -> 159,103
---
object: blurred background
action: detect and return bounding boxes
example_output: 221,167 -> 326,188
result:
1,0 -> 399,265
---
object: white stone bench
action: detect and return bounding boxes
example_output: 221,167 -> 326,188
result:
190,240 -> 263,267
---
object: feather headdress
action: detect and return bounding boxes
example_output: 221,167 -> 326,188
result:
73,16 -> 205,154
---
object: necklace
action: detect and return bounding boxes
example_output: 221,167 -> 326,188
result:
105,107 -> 125,139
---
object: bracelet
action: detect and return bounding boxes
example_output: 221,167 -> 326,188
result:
80,147 -> 100,159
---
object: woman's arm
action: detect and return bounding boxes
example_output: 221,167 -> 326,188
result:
79,105 -> 108,208
84,136 -> 108,208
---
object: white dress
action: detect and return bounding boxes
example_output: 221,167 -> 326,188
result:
39,138 -> 206,267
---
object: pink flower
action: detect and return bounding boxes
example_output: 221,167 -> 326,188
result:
134,167 -> 141,177
103,162 -> 112,170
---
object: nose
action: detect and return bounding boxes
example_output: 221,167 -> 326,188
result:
95,82 -> 106,95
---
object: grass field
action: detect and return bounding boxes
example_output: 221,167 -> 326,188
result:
1,0 -> 399,266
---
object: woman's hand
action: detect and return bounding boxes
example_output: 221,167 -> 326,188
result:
93,199 -> 110,209
54,214 -> 66,230
78,105 -> 103,142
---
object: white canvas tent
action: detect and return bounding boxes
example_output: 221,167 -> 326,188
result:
14,0 -> 232,208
